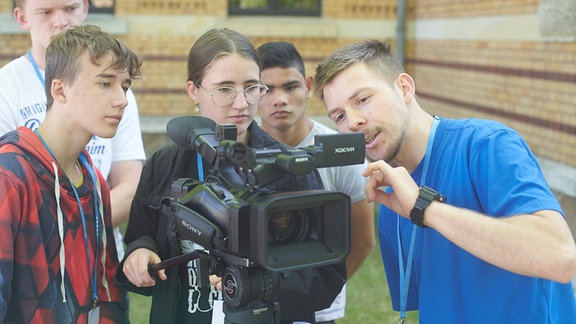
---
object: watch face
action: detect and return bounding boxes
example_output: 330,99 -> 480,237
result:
419,186 -> 438,201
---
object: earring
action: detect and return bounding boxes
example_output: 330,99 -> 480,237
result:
194,102 -> 200,113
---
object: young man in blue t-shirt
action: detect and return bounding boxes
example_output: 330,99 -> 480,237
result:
314,39 -> 576,323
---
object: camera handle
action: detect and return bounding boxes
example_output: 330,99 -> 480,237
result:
148,250 -> 222,278
148,250 -> 203,273
148,251 -> 281,323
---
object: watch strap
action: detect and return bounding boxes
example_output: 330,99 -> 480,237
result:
410,186 -> 446,228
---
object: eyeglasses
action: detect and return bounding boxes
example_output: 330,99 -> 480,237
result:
197,83 -> 269,107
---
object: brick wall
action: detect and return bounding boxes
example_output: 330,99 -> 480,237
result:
0,2 -> 11,12
116,0 -> 225,15
412,0 -> 539,18
408,39 -> 576,167
0,34 -> 28,61
324,0 -> 397,18
0,0 -> 394,119
406,0 -> 576,170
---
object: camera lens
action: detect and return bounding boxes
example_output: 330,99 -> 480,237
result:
268,210 -> 306,245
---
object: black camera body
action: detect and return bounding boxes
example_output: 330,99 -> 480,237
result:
166,178 -> 350,272
163,116 -> 365,272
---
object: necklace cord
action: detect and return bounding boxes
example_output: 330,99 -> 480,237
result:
397,116 -> 441,320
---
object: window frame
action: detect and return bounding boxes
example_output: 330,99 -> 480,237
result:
228,0 -> 321,17
89,1 -> 115,14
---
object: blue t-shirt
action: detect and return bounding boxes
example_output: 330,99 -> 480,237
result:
378,118 -> 576,323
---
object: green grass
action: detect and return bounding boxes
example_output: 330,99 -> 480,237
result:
340,244 -> 418,324
125,243 -> 418,323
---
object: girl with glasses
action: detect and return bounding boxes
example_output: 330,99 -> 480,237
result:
116,28 -> 345,324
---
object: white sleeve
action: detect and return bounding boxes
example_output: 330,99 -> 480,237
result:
110,89 -> 146,162
0,65 -> 23,135
317,159 -> 368,203
0,56 -> 48,135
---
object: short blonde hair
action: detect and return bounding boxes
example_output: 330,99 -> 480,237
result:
314,39 -> 405,101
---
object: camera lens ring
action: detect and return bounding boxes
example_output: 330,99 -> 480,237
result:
267,209 -> 309,246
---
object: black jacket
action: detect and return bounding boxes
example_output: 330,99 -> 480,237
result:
115,121 -> 346,323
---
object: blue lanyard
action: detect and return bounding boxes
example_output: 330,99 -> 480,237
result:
77,154 -> 101,303
27,50 -> 45,86
397,115 -> 440,322
34,130 -> 101,303
197,152 -> 204,181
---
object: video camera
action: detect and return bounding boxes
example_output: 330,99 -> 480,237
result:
153,116 -> 365,322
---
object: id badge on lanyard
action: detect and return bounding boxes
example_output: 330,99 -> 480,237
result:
88,306 -> 100,324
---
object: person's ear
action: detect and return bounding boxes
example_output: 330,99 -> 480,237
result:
185,80 -> 201,112
69,0 -> 90,26
397,73 -> 416,104
82,0 -> 90,17
305,75 -> 314,98
51,79 -> 67,104
83,0 -> 90,19
14,7 -> 31,30
185,80 -> 199,101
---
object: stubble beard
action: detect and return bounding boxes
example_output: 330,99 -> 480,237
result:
368,127 -> 405,164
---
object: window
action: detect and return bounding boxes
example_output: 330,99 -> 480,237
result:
89,0 -> 114,14
229,0 -> 321,16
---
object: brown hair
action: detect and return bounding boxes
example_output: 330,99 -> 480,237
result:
314,39 -> 405,101
45,24 -> 142,108
187,28 -> 260,86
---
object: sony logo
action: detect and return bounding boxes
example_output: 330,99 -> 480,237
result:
294,157 -> 310,163
181,220 -> 202,236
334,147 -> 355,153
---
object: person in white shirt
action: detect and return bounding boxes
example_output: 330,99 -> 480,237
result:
0,0 -> 146,259
257,41 -> 376,323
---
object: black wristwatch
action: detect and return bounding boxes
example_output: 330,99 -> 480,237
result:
410,186 -> 446,228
